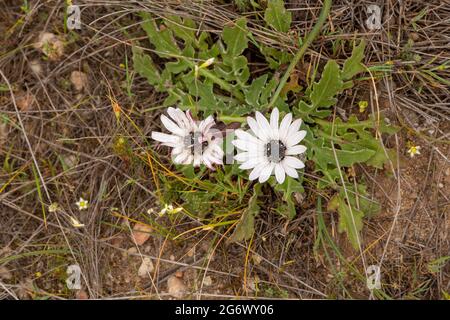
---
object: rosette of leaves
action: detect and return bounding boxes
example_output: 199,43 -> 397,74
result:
133,1 -> 398,248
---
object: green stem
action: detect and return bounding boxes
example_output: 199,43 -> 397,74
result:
267,0 -> 332,110
218,115 -> 247,123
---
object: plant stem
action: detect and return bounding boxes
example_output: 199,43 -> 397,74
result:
267,0 -> 332,110
218,115 -> 247,123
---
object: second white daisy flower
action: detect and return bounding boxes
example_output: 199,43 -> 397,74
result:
233,108 -> 307,184
151,108 -> 224,169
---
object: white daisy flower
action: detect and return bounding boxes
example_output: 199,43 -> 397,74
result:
233,108 -> 307,184
151,107 -> 224,169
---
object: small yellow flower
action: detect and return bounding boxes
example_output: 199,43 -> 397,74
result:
48,202 -> 59,213
35,272 -> 42,278
76,197 -> 89,210
407,144 -> 421,158
119,63 -> 125,69
69,216 -> 85,228
358,100 -> 368,113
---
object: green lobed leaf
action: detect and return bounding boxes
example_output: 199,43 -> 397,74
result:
273,176 -> 304,219
132,47 -> 162,88
139,12 -> 180,57
222,18 -> 248,57
310,60 -> 344,109
341,40 -> 366,81
228,185 -> 260,242
328,194 -> 364,250
264,0 -> 292,33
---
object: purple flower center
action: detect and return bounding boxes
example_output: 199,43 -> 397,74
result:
265,140 -> 286,162
184,131 -> 208,154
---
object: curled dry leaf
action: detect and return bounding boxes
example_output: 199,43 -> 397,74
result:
75,290 -> 89,300
138,257 -> 154,278
167,275 -> 187,299
203,275 -> 212,287
131,222 -> 153,245
16,91 -> 36,111
0,266 -> 12,280
34,32 -> 64,61
29,59 -> 43,75
70,71 -> 88,92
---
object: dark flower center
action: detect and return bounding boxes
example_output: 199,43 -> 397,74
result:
184,131 -> 208,154
265,140 -> 286,162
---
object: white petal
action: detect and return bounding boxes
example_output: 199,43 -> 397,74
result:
286,130 -> 307,147
239,157 -> 263,170
208,153 -> 223,165
167,107 -> 186,130
161,114 -> 186,136
193,154 -> 202,167
286,145 -> 307,155
202,154 -> 214,169
184,154 -> 193,165
172,146 -> 185,156
274,163 -> 286,184
269,108 -> 279,139
258,162 -> 275,183
282,160 -> 299,178
234,152 -> 251,162
151,131 -> 179,144
185,110 -> 197,130
173,150 -> 190,164
279,113 -> 292,143
255,112 -> 272,140
204,146 -> 223,164
287,119 -> 303,137
209,143 -> 224,157
249,161 -> 268,181
234,129 -> 261,145
247,116 -> 268,142
232,139 -> 263,153
283,156 -> 305,169
199,115 -> 214,132
176,108 -> 192,129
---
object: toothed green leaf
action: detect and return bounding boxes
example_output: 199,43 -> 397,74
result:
264,0 -> 292,33
311,60 -> 343,109
222,18 -> 248,57
229,185 -> 260,242
341,40 -> 366,81
132,47 -> 162,87
328,194 -> 364,250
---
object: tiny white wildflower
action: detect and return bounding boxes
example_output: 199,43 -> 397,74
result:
407,145 -> 421,158
75,197 -> 89,210
158,203 -> 183,216
233,108 -> 307,184
151,108 -> 224,169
